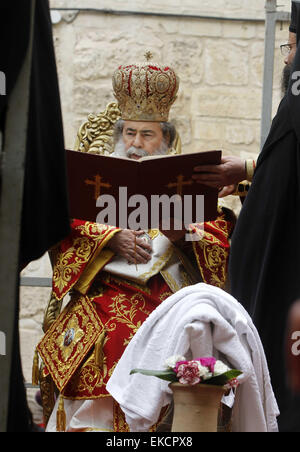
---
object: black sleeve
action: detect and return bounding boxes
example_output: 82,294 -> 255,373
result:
290,1 -> 298,33
290,1 -> 300,43
20,0 -> 71,265
0,2 -> 31,130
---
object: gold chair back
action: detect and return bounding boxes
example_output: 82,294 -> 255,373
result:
74,102 -> 121,155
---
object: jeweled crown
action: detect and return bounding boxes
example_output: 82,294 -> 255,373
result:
112,52 -> 180,122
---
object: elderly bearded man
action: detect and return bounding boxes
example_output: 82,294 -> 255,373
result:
36,57 -> 234,433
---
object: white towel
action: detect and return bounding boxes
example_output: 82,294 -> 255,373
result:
107,283 -> 279,432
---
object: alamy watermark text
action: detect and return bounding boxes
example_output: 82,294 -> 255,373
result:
0,71 -> 6,96
291,331 -> 300,356
96,187 -> 205,241
0,331 -> 6,356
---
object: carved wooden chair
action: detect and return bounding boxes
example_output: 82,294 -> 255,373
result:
74,102 -> 122,156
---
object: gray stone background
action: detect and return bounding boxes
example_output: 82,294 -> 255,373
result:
20,0 -> 292,424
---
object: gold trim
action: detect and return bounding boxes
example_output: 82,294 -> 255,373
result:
37,296 -> 104,392
74,229 -> 120,295
160,269 -> 181,293
147,229 -> 161,240
56,396 -> 66,432
61,290 -> 151,399
138,246 -> 174,283
173,244 -> 201,285
74,102 -> 121,155
79,427 -> 114,432
232,180 -> 251,197
245,159 -> 256,182
192,230 -> 207,284
62,393 -> 112,401
105,273 -> 152,295
43,293 -> 64,333
32,349 -> 39,386
94,329 -> 106,368
173,131 -> 182,155
52,224 -> 119,301
192,225 -> 227,288
39,365 -> 56,427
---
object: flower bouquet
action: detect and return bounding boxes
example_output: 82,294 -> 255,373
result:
131,356 -> 242,432
131,355 -> 242,388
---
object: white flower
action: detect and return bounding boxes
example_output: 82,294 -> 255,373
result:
213,360 -> 230,376
194,361 -> 211,379
164,355 -> 186,369
202,371 -> 213,381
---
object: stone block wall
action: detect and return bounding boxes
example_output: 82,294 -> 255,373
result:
49,0 -> 290,160
20,0 -> 292,423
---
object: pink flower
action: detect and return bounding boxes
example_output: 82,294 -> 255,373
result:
174,360 -> 189,374
176,361 -> 202,385
198,357 -> 217,373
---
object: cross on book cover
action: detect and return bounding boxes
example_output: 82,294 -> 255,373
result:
66,149 -> 222,228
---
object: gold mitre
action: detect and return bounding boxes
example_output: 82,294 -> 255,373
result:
112,52 -> 180,122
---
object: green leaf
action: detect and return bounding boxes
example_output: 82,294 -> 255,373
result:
206,370 -> 242,386
130,368 -> 178,382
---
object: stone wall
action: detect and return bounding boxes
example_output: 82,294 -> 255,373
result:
20,0 -> 292,424
50,0 -> 290,20
49,0 -> 291,159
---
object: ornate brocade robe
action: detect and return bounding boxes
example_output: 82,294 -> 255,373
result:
37,212 -> 233,401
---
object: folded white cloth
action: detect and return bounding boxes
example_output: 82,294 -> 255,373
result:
107,283 -> 279,432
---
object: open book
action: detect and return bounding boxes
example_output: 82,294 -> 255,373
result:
66,149 -> 221,228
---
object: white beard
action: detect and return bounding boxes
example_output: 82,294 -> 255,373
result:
112,138 -> 169,159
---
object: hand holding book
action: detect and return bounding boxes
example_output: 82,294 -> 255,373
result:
107,230 -> 152,265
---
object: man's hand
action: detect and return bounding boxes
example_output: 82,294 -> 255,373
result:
159,217 -> 186,243
107,229 -> 152,264
218,184 -> 237,198
192,155 -> 246,189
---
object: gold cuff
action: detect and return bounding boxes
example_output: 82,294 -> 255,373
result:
245,159 -> 256,182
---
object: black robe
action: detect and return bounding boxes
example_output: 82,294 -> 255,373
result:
229,37 -> 300,432
290,0 -> 300,43
0,0 -> 70,431
0,0 -> 70,267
